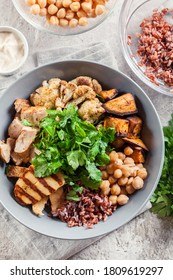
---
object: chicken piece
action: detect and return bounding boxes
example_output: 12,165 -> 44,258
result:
6,137 -> 15,151
78,98 -> 105,123
32,197 -> 48,217
49,188 -> 65,212
30,86 -> 59,109
92,79 -> 102,94
6,166 -> 27,177
14,127 -> 37,154
14,166 -> 65,205
20,106 -> 47,125
14,99 -> 30,113
11,149 -> 31,165
8,118 -> 24,139
0,140 -> 11,163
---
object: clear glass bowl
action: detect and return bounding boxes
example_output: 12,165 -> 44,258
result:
119,0 -> 173,97
12,0 -> 117,36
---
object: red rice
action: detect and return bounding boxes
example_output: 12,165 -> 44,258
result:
52,188 -> 116,229
136,8 -> 173,87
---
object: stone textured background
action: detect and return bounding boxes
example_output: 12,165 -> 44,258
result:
0,0 -> 173,259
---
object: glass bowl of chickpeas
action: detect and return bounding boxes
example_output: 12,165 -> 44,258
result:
12,0 -> 117,35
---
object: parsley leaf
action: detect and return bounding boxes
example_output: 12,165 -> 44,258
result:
151,114 -> 173,217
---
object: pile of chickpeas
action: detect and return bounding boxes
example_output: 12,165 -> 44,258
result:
99,146 -> 148,206
25,0 -> 107,27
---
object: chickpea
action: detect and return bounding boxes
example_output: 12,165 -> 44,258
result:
59,18 -> 69,26
117,194 -> 129,205
95,4 -> 106,16
108,176 -> 116,185
137,168 -> 148,179
100,180 -> 110,195
111,184 -> 121,195
70,2 -> 80,12
124,146 -> 133,156
40,8 -> 47,16
106,163 -> 114,175
69,18 -> 78,27
114,159 -> 123,168
118,176 -> 128,186
48,4 -> 58,15
25,0 -> 36,6
109,195 -> 117,205
37,0 -> 47,8
77,9 -> 87,18
57,8 -> 66,18
114,169 -> 122,179
30,4 -> 41,15
66,9 -> 74,20
79,17 -> 88,26
126,184 -> 136,194
101,170 -> 108,180
121,165 -> 131,177
117,152 -> 126,161
47,0 -> 56,4
81,2 -> 92,13
127,177 -> 133,185
124,157 -> 135,166
109,150 -> 118,163
132,176 -> 144,190
56,0 -> 63,8
49,15 -> 59,25
63,0 -> 72,8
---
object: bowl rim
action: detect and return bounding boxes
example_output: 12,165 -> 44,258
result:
119,0 -> 173,97
0,60 -> 165,240
0,26 -> 29,75
12,0 -> 116,36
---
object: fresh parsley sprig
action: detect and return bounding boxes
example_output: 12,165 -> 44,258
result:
151,114 -> 173,217
32,105 -> 115,192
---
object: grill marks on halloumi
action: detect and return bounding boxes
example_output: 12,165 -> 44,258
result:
14,166 -> 65,205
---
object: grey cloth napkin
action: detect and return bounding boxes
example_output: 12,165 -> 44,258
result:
0,42 -> 151,260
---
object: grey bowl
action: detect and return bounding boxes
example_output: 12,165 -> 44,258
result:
0,61 -> 164,240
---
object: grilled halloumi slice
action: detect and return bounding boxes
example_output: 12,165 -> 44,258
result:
14,166 -> 65,206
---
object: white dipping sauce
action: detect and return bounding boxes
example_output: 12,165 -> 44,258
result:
0,32 -> 24,73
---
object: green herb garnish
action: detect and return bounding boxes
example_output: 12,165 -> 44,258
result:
151,114 -> 173,217
32,105 -> 115,191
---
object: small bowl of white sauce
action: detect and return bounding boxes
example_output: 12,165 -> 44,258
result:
0,26 -> 29,76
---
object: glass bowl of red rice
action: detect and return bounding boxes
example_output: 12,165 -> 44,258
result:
119,0 -> 173,97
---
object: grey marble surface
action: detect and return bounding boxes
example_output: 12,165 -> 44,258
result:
0,0 -> 173,260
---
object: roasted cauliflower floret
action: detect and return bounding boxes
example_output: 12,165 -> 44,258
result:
71,76 -> 93,88
70,76 -> 102,94
92,79 -> 102,94
48,78 -> 61,89
78,98 -> 105,123
62,82 -> 78,104
73,85 -> 96,99
30,86 -> 59,109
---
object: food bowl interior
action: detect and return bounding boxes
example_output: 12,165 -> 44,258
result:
12,0 -> 117,36
0,61 -> 164,239
120,0 -> 173,97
